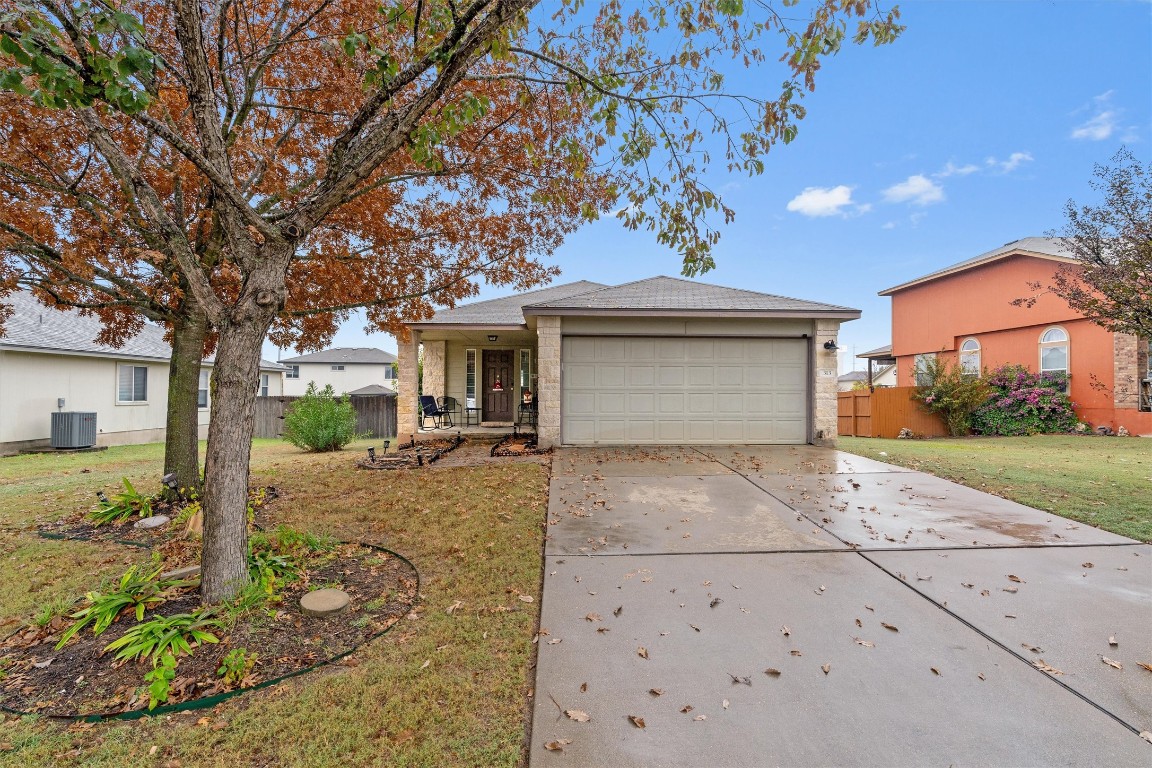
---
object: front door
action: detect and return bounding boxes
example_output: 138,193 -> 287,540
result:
483,349 -> 514,422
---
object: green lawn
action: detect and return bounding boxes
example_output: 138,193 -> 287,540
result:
839,435 -> 1152,542
0,439 -> 548,767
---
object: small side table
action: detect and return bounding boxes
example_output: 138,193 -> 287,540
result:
464,407 -> 481,426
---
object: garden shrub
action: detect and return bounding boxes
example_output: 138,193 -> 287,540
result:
971,365 -> 1078,436
282,382 -> 358,452
912,356 -> 992,436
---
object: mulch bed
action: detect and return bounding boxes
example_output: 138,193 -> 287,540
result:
355,435 -> 465,470
490,433 -> 551,458
0,543 -> 418,718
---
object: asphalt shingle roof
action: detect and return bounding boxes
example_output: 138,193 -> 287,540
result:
417,281 -> 608,325
524,275 -> 858,314
879,237 -> 1075,295
280,347 -> 397,365
0,291 -> 284,370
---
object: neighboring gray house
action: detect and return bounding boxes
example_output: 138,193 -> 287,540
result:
0,291 -> 285,454
280,347 -> 398,397
400,276 -> 857,447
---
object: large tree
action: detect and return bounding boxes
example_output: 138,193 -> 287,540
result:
1048,148 -> 1152,338
0,0 -> 903,602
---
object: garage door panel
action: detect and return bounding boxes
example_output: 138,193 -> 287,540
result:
562,337 -> 808,445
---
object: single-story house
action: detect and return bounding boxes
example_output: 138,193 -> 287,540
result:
0,291 -> 285,454
280,347 -> 397,397
836,367 -> 894,391
879,237 -> 1151,433
399,276 -> 858,447
855,345 -> 898,388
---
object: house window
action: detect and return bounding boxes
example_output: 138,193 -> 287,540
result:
465,349 -> 477,408
1039,327 -> 1069,375
960,338 -> 981,376
198,370 -> 210,409
286,365 -> 300,379
913,353 -> 936,386
331,364 -> 345,371
258,374 -> 270,397
384,363 -> 397,381
519,349 -> 532,399
117,364 -> 148,403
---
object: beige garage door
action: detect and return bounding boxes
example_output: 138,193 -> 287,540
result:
561,336 -> 808,445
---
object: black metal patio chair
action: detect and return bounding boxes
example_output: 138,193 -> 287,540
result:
438,396 -> 460,428
419,395 -> 448,429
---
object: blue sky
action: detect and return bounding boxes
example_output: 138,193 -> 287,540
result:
282,0 -> 1152,372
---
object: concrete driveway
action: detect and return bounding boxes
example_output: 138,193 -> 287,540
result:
529,446 -> 1152,767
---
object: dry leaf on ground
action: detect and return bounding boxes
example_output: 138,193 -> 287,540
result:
637,647 -> 649,659
1007,574 -> 1024,583
1101,657 -> 1123,670
628,715 -> 646,729
565,710 -> 590,722
1033,659 -> 1063,675
544,739 -> 572,752
822,663 -> 831,675
764,668 -> 782,677
881,622 -> 899,632
649,688 -> 664,696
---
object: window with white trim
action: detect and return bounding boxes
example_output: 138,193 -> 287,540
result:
1039,327 -> 1069,375
519,349 -> 532,400
285,365 -> 300,379
117,364 -> 148,403
959,338 -> 981,376
258,373 -> 270,397
913,353 -> 936,386
331,364 -> 345,371
198,369 -> 210,409
465,349 -> 477,408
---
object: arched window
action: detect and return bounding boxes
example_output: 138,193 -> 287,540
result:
960,338 -> 981,376
1039,327 -> 1069,384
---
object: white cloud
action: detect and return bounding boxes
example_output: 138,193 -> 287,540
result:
1071,92 -> 1118,141
936,161 -> 980,178
882,175 -> 945,206
881,221 -> 897,230
985,151 -> 1034,173
786,185 -> 858,218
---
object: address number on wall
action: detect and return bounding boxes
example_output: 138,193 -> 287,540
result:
818,369 -> 836,378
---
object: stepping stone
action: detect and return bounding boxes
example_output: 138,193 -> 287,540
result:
161,565 -> 201,582
134,514 -> 170,529
300,588 -> 350,617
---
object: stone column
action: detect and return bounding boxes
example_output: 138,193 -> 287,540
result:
536,316 -> 562,448
1113,332 -> 1140,410
813,319 -> 841,446
423,340 -> 446,398
397,328 -> 420,440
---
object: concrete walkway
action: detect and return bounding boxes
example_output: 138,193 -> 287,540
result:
529,446 -> 1152,767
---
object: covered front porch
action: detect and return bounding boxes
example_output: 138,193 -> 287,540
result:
397,320 -> 560,445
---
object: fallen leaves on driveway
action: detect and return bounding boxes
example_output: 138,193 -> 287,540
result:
565,709 -> 591,722
1101,657 -> 1123,670
628,715 -> 646,729
1032,659 -> 1063,675
544,739 -> 572,752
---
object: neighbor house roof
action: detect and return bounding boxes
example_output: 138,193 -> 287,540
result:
523,276 -> 860,318
0,291 -> 284,370
280,347 -> 396,365
346,384 -> 396,396
878,237 -> 1077,296
858,344 -> 895,361
838,371 -> 869,383
408,281 -> 608,328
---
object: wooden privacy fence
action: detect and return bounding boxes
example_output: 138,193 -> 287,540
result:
838,386 -> 948,439
254,393 -> 397,439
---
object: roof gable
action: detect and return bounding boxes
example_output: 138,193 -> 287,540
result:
879,238 -> 1076,296
524,275 -> 858,316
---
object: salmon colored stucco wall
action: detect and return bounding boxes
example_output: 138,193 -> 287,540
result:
889,253 -> 1151,433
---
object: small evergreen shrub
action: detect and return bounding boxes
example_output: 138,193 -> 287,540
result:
971,365 -> 1078,436
282,383 -> 358,452
911,356 -> 992,436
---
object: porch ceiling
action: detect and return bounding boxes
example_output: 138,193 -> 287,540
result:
415,327 -> 537,346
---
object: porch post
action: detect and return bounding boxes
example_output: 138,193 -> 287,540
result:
536,316 -> 561,448
813,319 -> 840,446
397,328 -> 421,440
423,340 -> 447,398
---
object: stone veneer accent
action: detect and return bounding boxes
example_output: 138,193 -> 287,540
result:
1114,333 -> 1142,410
813,319 -> 841,445
422,340 -> 446,399
397,329 -> 420,440
535,316 -> 561,448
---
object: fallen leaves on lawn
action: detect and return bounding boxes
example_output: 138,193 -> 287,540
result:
518,594 -> 534,603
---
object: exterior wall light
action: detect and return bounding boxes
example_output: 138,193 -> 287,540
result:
823,340 -> 839,351
487,335 -> 498,342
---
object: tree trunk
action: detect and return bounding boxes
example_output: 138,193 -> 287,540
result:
163,304 -> 209,500
200,300 -> 276,603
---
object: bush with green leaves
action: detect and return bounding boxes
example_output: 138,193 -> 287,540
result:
143,650 -> 177,710
102,609 -> 223,662
971,365 -> 1078,436
89,477 -> 153,525
282,382 -> 359,452
55,562 -> 190,648
217,648 -> 258,689
911,356 -> 993,437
